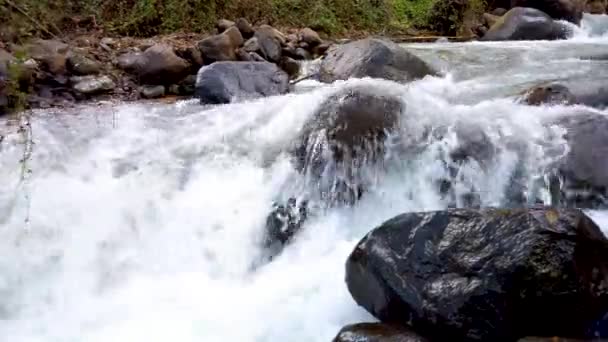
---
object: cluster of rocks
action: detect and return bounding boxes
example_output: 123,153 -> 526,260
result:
0,18 -> 328,114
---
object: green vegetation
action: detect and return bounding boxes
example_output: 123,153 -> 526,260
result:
1,0 -> 488,41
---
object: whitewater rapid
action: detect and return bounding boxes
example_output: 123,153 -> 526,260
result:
2,14 -> 608,342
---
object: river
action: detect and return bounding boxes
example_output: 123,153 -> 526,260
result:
2,14 -> 608,342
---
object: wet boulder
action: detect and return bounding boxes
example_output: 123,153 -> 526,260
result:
523,80 -> 608,109
522,83 -> 576,105
333,323 -> 429,342
117,44 -> 190,85
198,27 -> 244,63
511,0 -> 583,24
293,86 -> 403,206
319,38 -> 437,83
345,207 -> 608,341
195,61 -> 289,105
481,7 -> 571,41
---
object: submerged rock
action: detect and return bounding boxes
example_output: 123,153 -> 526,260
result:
481,7 -> 570,41
319,38 -> 437,83
262,198 -> 308,260
195,61 -> 289,104
522,83 -> 576,106
333,323 -> 429,342
346,207 -> 608,341
511,0 -> 582,24
522,80 -> 608,109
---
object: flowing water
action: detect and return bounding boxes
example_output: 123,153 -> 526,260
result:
2,15 -> 608,342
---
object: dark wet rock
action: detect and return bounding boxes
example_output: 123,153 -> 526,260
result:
522,83 -> 576,105
299,28 -> 322,47
522,81 -> 608,108
511,0 -> 583,24
263,198 -> 308,260
243,37 -> 260,53
178,74 -> 197,95
254,25 -> 284,63
481,7 -> 571,41
319,38 -> 437,83
280,56 -> 300,78
346,207 -> 608,341
547,112 -> 608,208
195,61 -> 289,105
293,86 -> 403,206
236,18 -> 255,39
67,54 -> 101,75
216,19 -> 235,33
198,28 -> 243,63
333,323 -> 430,342
25,39 -> 70,74
141,85 -> 165,99
71,75 -> 115,94
117,44 -> 190,84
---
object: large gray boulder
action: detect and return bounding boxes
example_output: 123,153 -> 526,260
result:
481,7 -> 570,41
195,61 -> 289,104
511,0 -> 583,24
319,38 -> 437,83
346,207 -> 608,341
